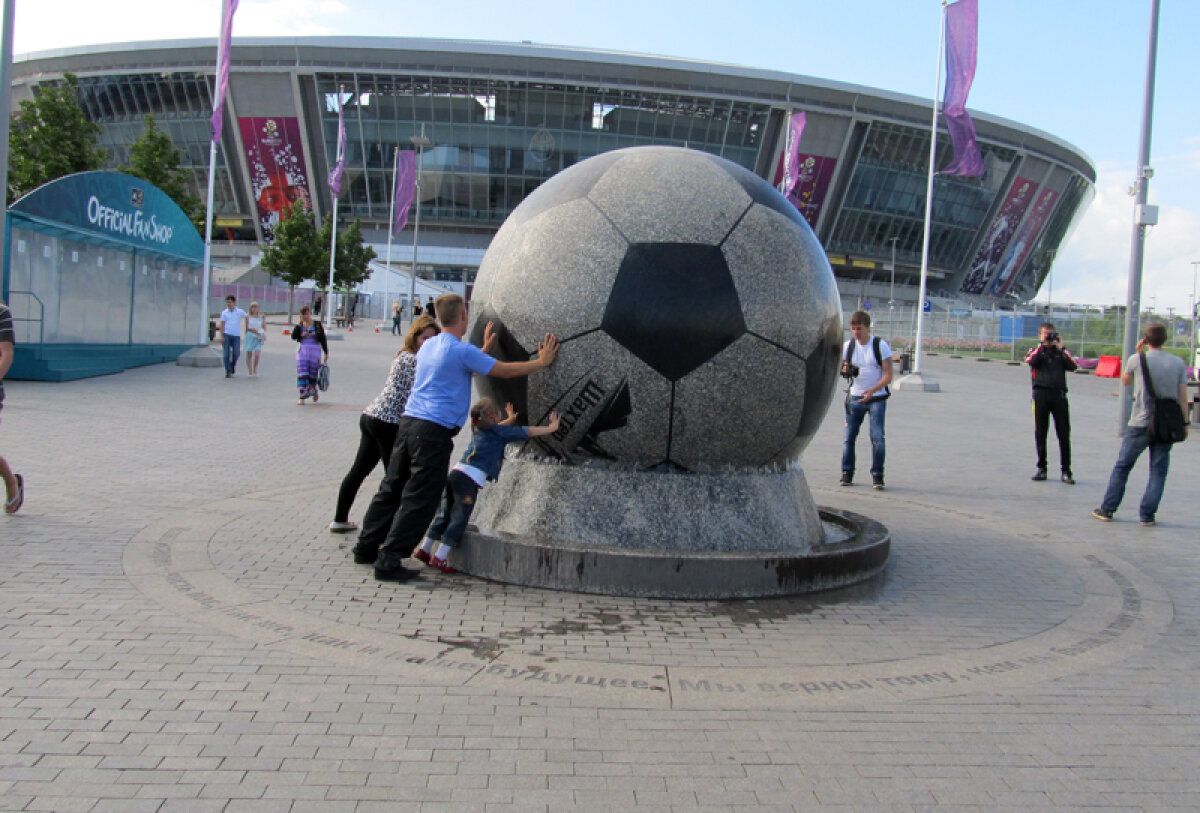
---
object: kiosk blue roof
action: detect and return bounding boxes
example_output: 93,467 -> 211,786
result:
8,171 -> 204,265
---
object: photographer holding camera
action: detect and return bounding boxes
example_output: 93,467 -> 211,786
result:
1025,322 -> 1078,483
840,310 -> 893,489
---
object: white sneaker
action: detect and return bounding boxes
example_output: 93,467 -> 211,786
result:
328,521 -> 358,533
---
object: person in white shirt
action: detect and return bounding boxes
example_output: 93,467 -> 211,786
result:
217,295 -> 248,378
839,310 -> 894,489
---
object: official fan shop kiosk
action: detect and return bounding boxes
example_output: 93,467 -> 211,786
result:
3,171 -> 205,381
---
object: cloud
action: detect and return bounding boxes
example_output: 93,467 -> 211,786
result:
1053,164 -> 1200,313
14,0 -> 350,54
236,0 -> 351,36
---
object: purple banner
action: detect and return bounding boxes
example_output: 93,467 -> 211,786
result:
781,112 -> 807,195
327,97 -> 347,198
393,150 -> 417,234
774,153 -> 838,229
210,0 -> 238,143
239,117 -> 313,241
959,176 -> 1038,294
990,188 -> 1059,295
940,0 -> 984,177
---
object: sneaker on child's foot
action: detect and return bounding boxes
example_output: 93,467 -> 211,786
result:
840,472 -> 853,487
1140,517 -> 1156,527
1061,472 -> 1075,485
428,556 -> 456,574
1032,468 -> 1048,481
412,548 -> 432,565
1092,508 -> 1114,522
872,474 -> 885,490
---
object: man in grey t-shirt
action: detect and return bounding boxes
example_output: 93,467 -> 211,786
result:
1093,323 -> 1189,526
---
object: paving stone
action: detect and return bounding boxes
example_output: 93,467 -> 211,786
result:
1,331 -> 1198,809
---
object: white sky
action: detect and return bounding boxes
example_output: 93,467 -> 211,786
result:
10,0 -> 1200,311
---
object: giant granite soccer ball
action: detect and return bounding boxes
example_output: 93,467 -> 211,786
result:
469,146 -> 841,470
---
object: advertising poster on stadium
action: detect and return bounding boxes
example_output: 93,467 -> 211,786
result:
238,117 -> 313,241
989,187 -> 1059,296
775,153 -> 837,228
958,176 -> 1038,294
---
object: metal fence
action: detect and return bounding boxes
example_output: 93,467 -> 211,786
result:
849,304 -> 1199,367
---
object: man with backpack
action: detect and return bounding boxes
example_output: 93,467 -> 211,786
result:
1093,323 -> 1189,526
840,310 -> 893,490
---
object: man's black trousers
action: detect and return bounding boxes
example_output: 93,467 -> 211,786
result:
1032,387 -> 1071,473
356,417 -> 457,570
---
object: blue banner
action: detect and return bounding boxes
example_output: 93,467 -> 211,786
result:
9,171 -> 204,262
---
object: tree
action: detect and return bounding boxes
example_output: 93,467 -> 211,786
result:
7,72 -> 107,203
259,203 -> 323,324
122,115 -> 204,231
317,216 -> 377,317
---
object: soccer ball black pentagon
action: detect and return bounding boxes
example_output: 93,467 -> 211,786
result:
469,146 -> 841,470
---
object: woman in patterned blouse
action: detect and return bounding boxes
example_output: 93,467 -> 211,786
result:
329,315 -> 440,533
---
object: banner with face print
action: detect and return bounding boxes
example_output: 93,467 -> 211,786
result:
239,117 -> 313,241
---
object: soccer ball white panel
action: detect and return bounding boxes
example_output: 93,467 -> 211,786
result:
521,330 -> 672,465
588,147 -> 752,244
478,198 -> 627,350
670,334 -> 807,469
722,202 -> 841,358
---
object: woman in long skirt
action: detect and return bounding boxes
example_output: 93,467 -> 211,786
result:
291,305 -> 328,405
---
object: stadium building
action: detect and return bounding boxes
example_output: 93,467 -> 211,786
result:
10,37 -> 1095,310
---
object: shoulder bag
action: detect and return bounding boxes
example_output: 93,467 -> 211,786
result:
1138,352 -> 1186,444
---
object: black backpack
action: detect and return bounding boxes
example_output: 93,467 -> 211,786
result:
843,336 -> 889,410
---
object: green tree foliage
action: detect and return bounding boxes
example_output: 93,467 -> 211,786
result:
121,115 -> 204,231
259,203 -> 323,322
7,73 -> 107,203
317,215 -> 378,291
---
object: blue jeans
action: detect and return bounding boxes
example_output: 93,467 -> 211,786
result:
1100,425 -> 1172,522
222,334 -> 241,375
426,470 -> 480,548
842,396 -> 887,476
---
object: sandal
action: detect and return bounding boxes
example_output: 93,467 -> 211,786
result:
5,474 -> 23,515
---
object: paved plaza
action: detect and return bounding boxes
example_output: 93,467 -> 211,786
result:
1,322 -> 1198,811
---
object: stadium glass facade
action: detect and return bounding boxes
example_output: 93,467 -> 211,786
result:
10,37 -> 1095,306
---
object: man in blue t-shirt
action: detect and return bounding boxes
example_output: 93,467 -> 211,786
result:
354,293 -> 559,581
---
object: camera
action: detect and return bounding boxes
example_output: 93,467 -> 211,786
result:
841,362 -> 860,380
1044,332 -> 1059,343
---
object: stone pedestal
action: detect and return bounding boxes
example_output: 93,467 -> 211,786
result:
893,371 -> 941,392
175,345 -> 222,368
457,457 -> 889,599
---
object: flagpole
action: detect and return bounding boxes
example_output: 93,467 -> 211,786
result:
778,112 -> 793,195
408,125 -> 431,326
325,84 -> 343,329
1117,0 -> 1161,434
199,22 -> 229,346
898,0 -> 947,393
384,145 -> 397,330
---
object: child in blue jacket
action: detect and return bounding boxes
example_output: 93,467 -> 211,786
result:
415,398 -> 559,573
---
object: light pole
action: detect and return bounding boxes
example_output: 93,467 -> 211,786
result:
1191,260 -> 1199,369
406,128 -> 432,326
888,236 -> 898,310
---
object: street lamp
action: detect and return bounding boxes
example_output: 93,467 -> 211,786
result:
888,236 -> 898,310
1191,260 -> 1199,371
406,128 -> 432,325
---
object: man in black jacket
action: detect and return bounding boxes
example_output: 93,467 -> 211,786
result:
1025,322 -> 1078,483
